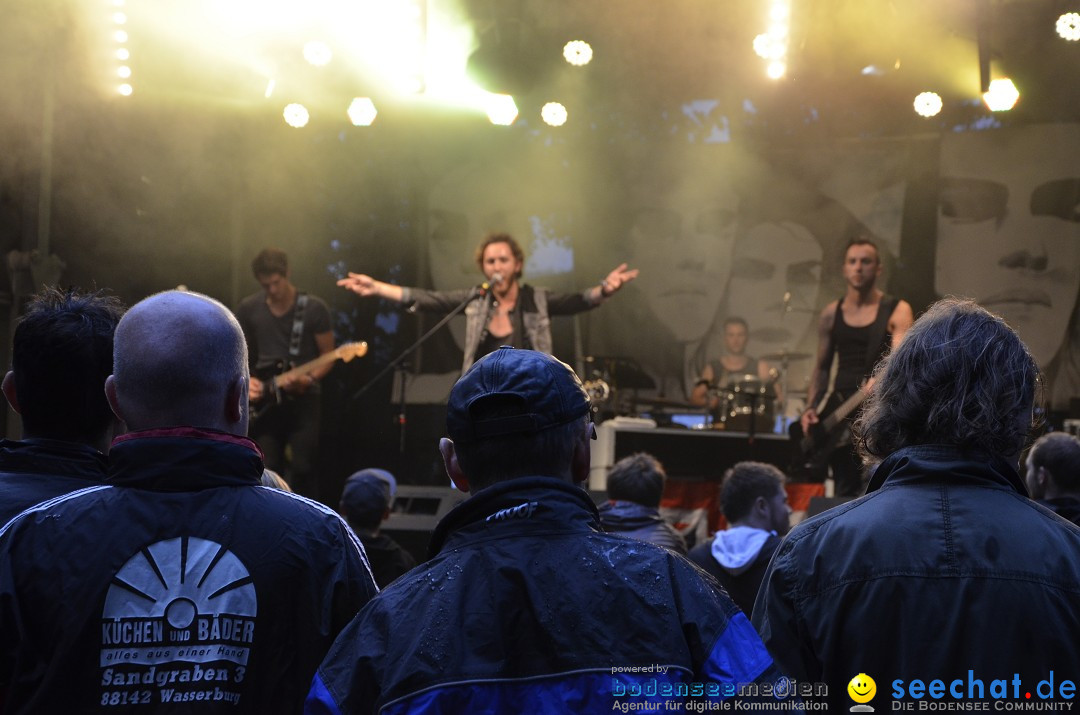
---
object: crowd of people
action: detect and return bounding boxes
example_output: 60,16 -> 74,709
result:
1,227 -> 1079,712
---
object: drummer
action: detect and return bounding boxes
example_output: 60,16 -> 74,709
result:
690,317 -> 775,409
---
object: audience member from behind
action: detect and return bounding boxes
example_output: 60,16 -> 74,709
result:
598,452 -> 686,553
0,287 -> 123,525
340,469 -> 417,587
753,298 -> 1080,709
687,462 -> 791,615
1026,432 -> 1080,526
0,290 -> 378,714
307,346 -> 780,714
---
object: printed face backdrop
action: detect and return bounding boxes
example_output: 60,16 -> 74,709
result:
381,123 -> 1077,421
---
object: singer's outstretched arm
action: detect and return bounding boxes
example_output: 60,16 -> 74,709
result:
338,273 -> 405,303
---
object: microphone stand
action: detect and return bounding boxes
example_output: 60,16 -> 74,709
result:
351,285 -> 488,452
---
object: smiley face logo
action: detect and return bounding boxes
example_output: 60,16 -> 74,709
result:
848,673 -> 877,704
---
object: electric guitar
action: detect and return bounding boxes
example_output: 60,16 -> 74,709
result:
251,341 -> 368,417
787,389 -> 867,480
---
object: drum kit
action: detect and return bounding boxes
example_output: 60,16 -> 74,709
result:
583,351 -> 811,434
707,350 -> 810,433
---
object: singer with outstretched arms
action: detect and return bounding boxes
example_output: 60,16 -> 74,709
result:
338,232 -> 639,374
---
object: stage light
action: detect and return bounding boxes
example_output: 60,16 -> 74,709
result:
913,92 -> 943,117
114,30 -> 128,43
264,79 -> 276,98
283,103 -> 310,128
112,12 -> 127,25
347,97 -> 377,126
983,78 -> 1019,111
303,41 -> 332,67
118,84 -> 133,96
117,66 -> 132,79
485,94 -> 518,125
753,34 -> 772,59
1057,13 -> 1080,41
563,41 -> 593,66
115,48 -> 129,60
541,102 -> 567,126
757,0 -> 790,78
753,33 -> 787,60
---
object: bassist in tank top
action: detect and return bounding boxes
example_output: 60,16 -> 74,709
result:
798,238 -> 913,496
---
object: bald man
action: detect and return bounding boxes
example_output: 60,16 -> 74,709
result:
0,291 -> 377,714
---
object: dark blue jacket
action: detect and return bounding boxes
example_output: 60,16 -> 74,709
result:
307,477 -> 779,714
0,438 -> 107,527
753,444 -> 1080,710
0,427 -> 378,714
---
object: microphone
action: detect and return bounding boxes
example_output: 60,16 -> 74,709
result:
477,273 -> 504,297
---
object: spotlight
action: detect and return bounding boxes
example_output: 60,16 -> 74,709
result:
283,103 -> 310,128
485,94 -> 518,126
117,66 -> 132,79
563,40 -> 593,66
115,48 -> 129,60
983,78 -> 1019,111
112,12 -> 127,24
1057,13 -> 1080,41
114,30 -> 128,43
347,98 -> 378,126
541,102 -> 567,126
913,92 -> 943,117
753,34 -> 776,59
303,41 -> 332,67
766,61 -> 786,79
118,84 -> 133,96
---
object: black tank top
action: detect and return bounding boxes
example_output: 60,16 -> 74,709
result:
831,296 -> 897,397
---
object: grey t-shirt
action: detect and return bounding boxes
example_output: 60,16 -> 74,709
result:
235,292 -> 332,371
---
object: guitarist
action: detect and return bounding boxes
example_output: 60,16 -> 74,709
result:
235,248 -> 335,499
798,238 -> 913,496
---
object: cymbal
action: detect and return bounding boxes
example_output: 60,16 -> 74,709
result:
760,351 -> 811,362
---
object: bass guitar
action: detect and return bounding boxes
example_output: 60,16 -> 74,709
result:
251,341 -> 368,418
787,389 -> 866,481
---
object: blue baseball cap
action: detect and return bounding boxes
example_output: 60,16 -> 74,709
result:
446,347 -> 591,444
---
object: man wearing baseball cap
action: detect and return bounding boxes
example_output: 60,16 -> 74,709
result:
307,347 -> 782,714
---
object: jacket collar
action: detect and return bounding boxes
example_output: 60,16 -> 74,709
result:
0,438 -> 107,479
108,426 -> 263,491
428,476 -> 600,559
866,444 -> 1027,496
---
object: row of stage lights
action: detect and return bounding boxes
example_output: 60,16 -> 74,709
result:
753,5 -> 1078,118
109,1 -> 1077,124
281,94 -> 572,129
884,9 -> 1080,117
111,0 -> 133,96
278,40 -> 589,129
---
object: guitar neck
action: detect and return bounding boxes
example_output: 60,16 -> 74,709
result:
821,391 -> 867,431
273,350 -> 343,386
